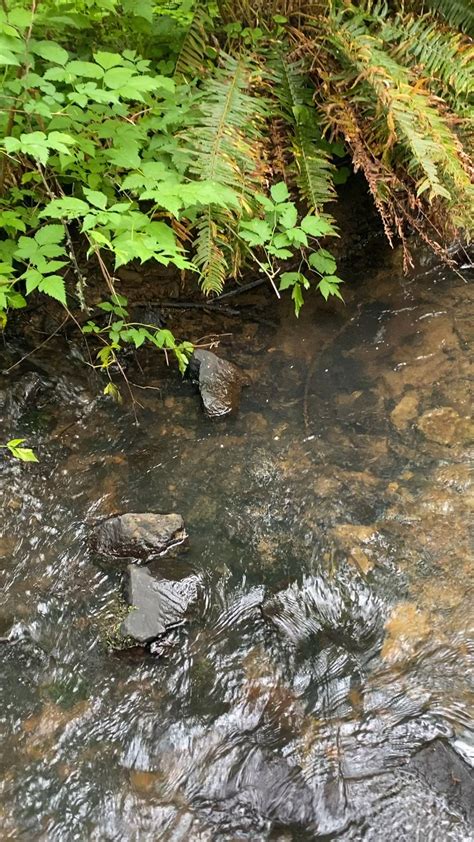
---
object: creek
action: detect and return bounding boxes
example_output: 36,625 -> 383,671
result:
0,234 -> 473,840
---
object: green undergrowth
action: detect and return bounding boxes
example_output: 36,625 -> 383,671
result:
0,0 -> 471,404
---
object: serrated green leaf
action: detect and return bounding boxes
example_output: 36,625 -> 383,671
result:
6,439 -> 38,462
8,291 -> 26,308
318,276 -> 344,302
24,269 -> 43,294
35,224 -> 65,245
279,272 -> 302,290
278,202 -> 298,230
16,132 -> 50,165
40,197 -> 90,220
0,48 -> 20,66
30,40 -> 69,65
301,215 -> 338,237
94,51 -> 124,70
0,211 -> 26,232
309,249 -> 337,275
106,144 -> 141,169
66,60 -> 104,79
103,67 -> 135,89
39,274 -> 67,305
292,284 -> 304,317
286,228 -> 308,247
270,182 -> 290,203
83,188 -> 107,209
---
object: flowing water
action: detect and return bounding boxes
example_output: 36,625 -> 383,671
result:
0,241 -> 473,840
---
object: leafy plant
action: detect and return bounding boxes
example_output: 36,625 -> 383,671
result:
0,0 -> 471,372
2,438 -> 38,462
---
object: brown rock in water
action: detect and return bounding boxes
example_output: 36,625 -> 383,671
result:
90,512 -> 188,561
417,407 -> 473,447
189,349 -> 248,417
390,392 -> 419,431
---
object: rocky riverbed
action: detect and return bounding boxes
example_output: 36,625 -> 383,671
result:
0,227 -> 472,839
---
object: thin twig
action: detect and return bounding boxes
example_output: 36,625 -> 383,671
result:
214,278 -> 267,301
3,315 -> 69,373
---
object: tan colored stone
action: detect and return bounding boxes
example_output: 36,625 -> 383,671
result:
417,406 -> 473,446
390,392 -> 419,430
331,524 -> 380,575
381,602 -> 431,663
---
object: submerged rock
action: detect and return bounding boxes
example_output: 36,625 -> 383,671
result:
417,407 -> 473,447
189,349 -> 248,417
262,569 -> 385,650
390,391 -> 419,431
90,512 -> 188,561
408,740 -> 474,825
120,563 -> 199,644
0,371 -> 50,424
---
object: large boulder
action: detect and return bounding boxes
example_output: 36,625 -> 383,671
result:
189,349 -> 248,418
120,563 -> 200,644
90,512 -> 188,561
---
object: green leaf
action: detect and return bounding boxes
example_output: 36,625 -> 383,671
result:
278,203 -> 298,230
308,248 -> 337,275
292,284 -> 304,317
66,60 -> 104,79
39,274 -> 67,305
35,224 -> 65,245
7,291 -> 26,309
83,188 -> 107,209
103,67 -> 135,89
0,211 -> 26,232
240,218 -> 272,246
14,132 -> 50,165
48,131 -> 76,153
301,215 -> 338,237
286,228 -> 308,247
40,197 -> 90,220
0,48 -> 20,66
122,0 -> 154,21
94,51 -> 124,70
270,182 -> 290,203
30,41 -> 69,65
24,268 -> 43,294
279,272 -> 302,290
103,382 -> 122,403
6,439 -> 38,462
8,8 -> 34,28
318,276 -> 344,302
153,329 -> 176,349
106,145 -> 141,169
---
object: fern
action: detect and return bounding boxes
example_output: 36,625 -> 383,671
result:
194,211 -> 229,295
273,56 -> 337,213
180,52 -> 270,294
380,13 -> 474,114
326,9 -> 473,209
174,3 -> 212,82
424,0 -> 474,36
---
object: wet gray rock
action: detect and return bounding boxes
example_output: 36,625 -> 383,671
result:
120,563 -> 199,644
189,349 -> 248,417
408,739 -> 474,825
0,371 -> 49,423
90,512 -> 188,561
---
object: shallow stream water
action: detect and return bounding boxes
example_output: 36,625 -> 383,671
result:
0,241 -> 473,840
